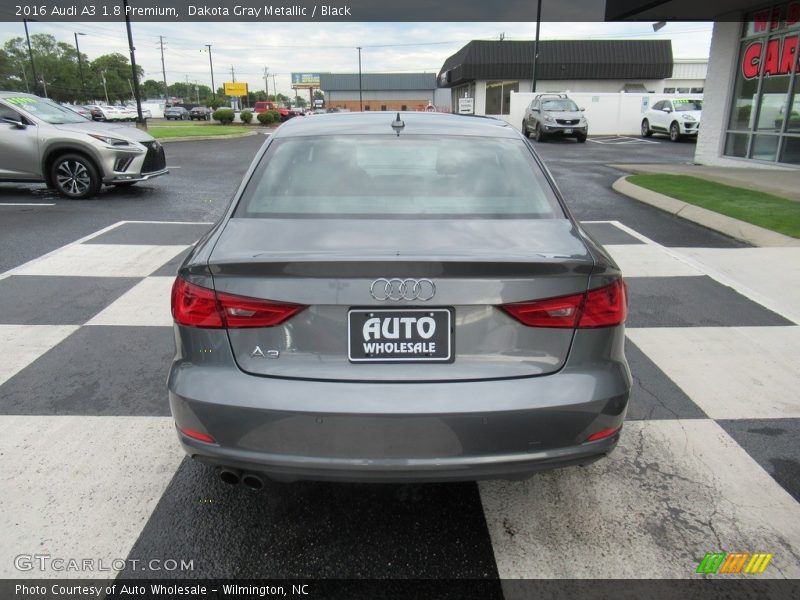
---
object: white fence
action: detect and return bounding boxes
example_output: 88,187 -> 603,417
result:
506,91 -> 702,136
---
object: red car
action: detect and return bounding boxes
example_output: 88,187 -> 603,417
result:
254,100 -> 292,121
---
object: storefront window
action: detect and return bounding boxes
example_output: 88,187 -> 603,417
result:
485,81 -> 518,115
725,3 -> 800,164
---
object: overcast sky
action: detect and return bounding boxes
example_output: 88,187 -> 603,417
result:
0,21 -> 713,97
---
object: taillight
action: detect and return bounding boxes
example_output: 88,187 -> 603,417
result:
171,277 -> 305,329
178,426 -> 216,444
501,292 -> 583,328
171,277 -> 223,328
500,279 -> 627,329
217,292 -> 305,328
579,279 -> 627,328
585,425 -> 622,443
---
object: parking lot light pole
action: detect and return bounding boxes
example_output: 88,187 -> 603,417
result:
74,32 -> 86,99
357,46 -> 363,111
23,18 -> 39,96
531,0 -> 542,94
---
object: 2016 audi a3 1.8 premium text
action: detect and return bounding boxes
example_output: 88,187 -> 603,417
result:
168,112 -> 631,486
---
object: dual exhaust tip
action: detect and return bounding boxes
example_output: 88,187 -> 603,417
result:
218,468 -> 264,490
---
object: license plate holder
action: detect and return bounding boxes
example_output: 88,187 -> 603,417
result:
563,128 -> 573,134
348,308 -> 453,363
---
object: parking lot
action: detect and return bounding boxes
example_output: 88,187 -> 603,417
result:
1,132 -> 799,588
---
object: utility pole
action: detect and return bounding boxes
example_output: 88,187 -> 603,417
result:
159,36 -> 168,98
23,18 -> 39,96
123,0 -> 144,123
194,81 -> 200,104
102,72 -> 109,104
205,44 -> 215,100
272,74 -> 277,101
74,32 -> 86,99
357,46 -> 363,111
531,0 -> 542,94
230,65 -> 235,82
263,67 -> 269,94
20,62 -> 29,93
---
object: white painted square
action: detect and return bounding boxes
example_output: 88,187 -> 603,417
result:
0,325 -> 78,386
11,244 -> 187,278
0,416 -> 184,579
603,245 -> 703,278
627,327 -> 800,419
480,420 -> 800,579
86,277 -> 174,327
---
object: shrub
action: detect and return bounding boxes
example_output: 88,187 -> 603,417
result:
240,110 -> 253,124
269,110 -> 282,122
257,111 -> 274,125
212,108 -> 234,125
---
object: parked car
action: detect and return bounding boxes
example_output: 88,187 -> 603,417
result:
164,106 -> 189,120
117,105 -> 137,121
189,106 -> 211,120
168,112 -> 630,485
523,93 -> 588,142
125,104 -> 152,119
0,92 -> 168,199
641,98 -> 702,141
84,105 -> 105,120
62,105 -> 92,120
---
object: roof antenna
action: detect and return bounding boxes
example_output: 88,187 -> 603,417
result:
391,112 -> 404,136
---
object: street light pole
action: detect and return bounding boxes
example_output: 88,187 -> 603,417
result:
357,46 -> 363,111
205,44 -> 215,100
122,0 -> 144,123
74,32 -> 86,100
531,0 -> 542,94
23,18 -> 39,96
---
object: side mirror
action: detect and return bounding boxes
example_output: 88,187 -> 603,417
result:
531,107 -> 539,112
663,107 -> 672,113
2,116 -> 26,129
580,107 -> 585,111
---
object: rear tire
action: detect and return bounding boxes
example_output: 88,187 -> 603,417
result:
669,121 -> 681,142
641,119 -> 653,137
50,153 -> 101,200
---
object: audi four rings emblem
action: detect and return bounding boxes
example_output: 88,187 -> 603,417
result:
370,278 -> 436,301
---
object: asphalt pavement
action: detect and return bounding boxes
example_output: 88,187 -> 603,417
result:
1,132 -> 799,593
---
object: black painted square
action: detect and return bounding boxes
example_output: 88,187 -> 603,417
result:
0,326 -> 173,416
626,276 -> 793,328
717,418 -> 800,503
0,275 -> 139,325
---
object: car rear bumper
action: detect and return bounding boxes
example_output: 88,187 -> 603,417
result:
168,327 -> 631,482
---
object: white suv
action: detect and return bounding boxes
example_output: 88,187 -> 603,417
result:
641,98 -> 702,142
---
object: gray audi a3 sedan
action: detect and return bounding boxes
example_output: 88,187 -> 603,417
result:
169,111 -> 631,486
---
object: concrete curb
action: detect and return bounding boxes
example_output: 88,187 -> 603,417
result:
157,130 -> 260,143
612,176 -> 800,248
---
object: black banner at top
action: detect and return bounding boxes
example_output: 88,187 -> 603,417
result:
2,0 -> 609,22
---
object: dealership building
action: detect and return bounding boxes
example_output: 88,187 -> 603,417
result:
319,73 -> 447,112
437,39 -> 706,117
608,0 -> 800,167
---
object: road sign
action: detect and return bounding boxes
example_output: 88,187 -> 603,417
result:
224,82 -> 248,96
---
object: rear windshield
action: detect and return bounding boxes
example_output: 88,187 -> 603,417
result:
234,135 -> 564,219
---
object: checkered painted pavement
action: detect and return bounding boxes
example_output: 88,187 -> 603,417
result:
1,220 -> 799,583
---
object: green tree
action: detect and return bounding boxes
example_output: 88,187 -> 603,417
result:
293,96 -> 307,108
140,79 -> 166,99
89,53 -> 143,104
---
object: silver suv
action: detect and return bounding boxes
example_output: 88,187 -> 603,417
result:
0,92 -> 168,199
523,93 -> 588,143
